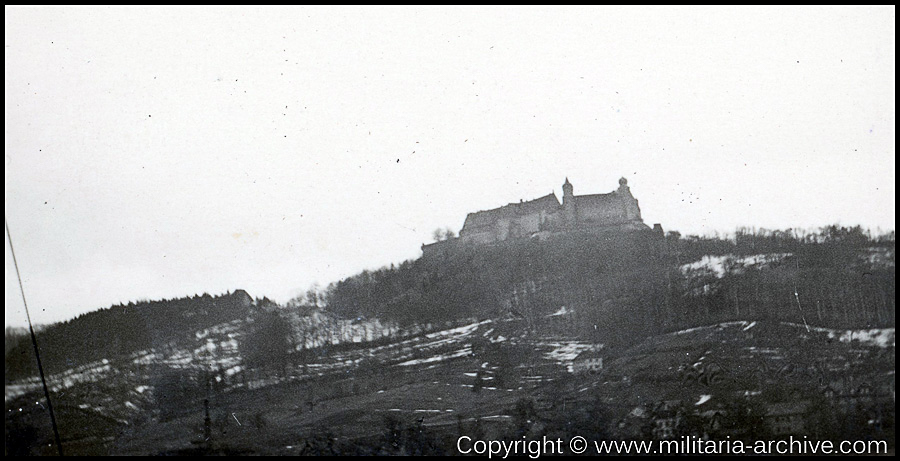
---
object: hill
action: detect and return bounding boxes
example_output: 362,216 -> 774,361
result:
325,225 -> 894,336
4,225 -> 895,454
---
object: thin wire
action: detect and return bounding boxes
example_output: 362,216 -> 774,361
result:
6,217 -> 64,456
794,258 -> 810,333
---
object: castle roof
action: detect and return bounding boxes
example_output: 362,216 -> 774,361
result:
469,192 -> 560,218
574,192 -> 618,206
514,192 -> 561,214
462,192 -> 560,230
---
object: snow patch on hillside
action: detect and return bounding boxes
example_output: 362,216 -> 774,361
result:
396,347 -> 472,367
669,320 -> 752,336
680,253 -> 792,278
785,323 -> 895,348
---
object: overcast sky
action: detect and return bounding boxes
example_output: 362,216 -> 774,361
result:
5,6 -> 895,327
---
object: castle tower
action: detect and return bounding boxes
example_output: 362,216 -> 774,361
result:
616,177 -> 631,195
562,177 -> 576,226
617,177 -> 642,221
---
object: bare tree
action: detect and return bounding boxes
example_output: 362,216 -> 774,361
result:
442,228 -> 456,240
432,228 -> 445,242
432,227 -> 457,242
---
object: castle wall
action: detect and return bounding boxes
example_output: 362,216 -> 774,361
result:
515,211 -> 543,236
625,199 -> 642,221
577,200 -> 624,225
460,230 -> 496,245
421,239 -> 455,258
461,210 -> 552,244
576,194 -> 641,227
543,210 -> 566,231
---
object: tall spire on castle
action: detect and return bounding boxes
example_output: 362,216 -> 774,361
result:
562,177 -> 575,213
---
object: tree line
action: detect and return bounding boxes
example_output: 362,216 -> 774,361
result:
320,225 -> 893,347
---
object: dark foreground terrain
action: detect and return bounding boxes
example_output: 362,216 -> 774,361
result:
6,317 -> 894,455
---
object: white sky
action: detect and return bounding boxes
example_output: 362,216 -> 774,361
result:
5,6 -> 895,327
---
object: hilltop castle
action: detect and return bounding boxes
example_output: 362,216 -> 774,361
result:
423,177 -> 660,256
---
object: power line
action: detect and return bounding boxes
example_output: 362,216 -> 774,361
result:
794,259 -> 810,333
6,217 -> 64,456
